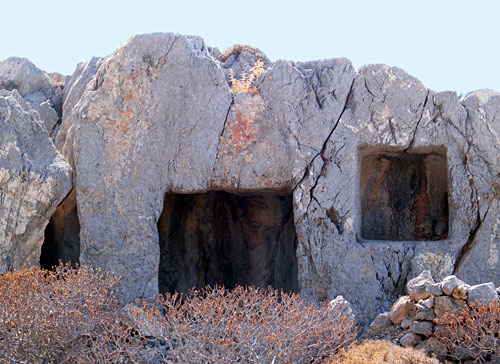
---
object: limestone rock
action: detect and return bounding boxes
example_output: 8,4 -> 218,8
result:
58,33 -> 232,301
451,283 -> 471,300
426,283 -> 443,297
399,332 -> 421,347
412,321 -> 434,336
294,63 -> 472,327
468,282 -> 499,306
440,275 -> 464,296
454,90 -> 500,286
401,319 -> 413,330
419,297 -> 435,309
366,312 -> 393,335
0,89 -> 72,271
0,57 -> 50,97
434,296 -> 467,318
330,295 -> 356,324
0,58 -> 62,136
414,309 -> 435,321
389,295 -> 414,325
406,271 -> 434,301
211,57 -> 355,191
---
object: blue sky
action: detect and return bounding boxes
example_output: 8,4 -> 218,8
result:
1,0 -> 498,95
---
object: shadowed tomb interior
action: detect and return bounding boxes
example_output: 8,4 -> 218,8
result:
158,191 -> 299,294
360,147 -> 449,241
40,188 -> 81,269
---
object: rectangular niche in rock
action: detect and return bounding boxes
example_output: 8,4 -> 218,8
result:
359,146 -> 449,241
158,191 -> 299,295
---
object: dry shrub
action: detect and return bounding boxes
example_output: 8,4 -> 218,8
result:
433,301 -> 500,363
0,265 -> 356,363
229,59 -> 266,95
328,340 -> 442,364
127,286 -> 357,363
0,263 -> 123,363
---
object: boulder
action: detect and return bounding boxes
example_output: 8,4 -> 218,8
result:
434,296 -> 468,318
406,271 -> 434,301
440,275 -> 464,296
451,283 -> 471,300
468,282 -> 499,306
412,321 -> 434,336
330,295 -> 356,324
0,57 -> 50,97
0,58 -> 62,136
399,332 -> 421,347
0,89 -> 72,271
426,283 -> 443,297
389,295 -> 414,325
366,312 -> 393,335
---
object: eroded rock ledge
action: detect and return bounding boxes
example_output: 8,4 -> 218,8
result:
0,32 -> 499,327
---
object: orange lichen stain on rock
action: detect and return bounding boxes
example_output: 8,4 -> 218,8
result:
225,95 -> 265,154
116,71 -> 140,133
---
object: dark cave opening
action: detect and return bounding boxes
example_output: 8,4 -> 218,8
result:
360,147 -> 449,241
158,191 -> 299,295
40,188 -> 81,269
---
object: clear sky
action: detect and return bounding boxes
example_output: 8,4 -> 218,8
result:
1,0 -> 498,95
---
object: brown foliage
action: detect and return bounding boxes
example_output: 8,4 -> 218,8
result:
0,263 -> 122,363
127,285 -> 357,363
328,340 -> 442,364
0,265 -> 357,363
433,301 -> 500,363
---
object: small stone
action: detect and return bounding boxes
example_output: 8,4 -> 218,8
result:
399,332 -> 421,347
426,283 -> 443,296
420,297 -> 435,309
440,275 -> 464,296
413,321 -> 434,336
434,296 -> 468,318
389,295 -> 415,325
366,312 -> 393,335
415,303 -> 426,310
414,309 -> 435,321
406,270 -> 434,301
452,283 -> 471,300
330,295 -> 356,324
401,319 -> 413,330
468,282 -> 499,306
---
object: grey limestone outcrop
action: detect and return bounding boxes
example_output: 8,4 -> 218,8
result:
0,32 -> 499,327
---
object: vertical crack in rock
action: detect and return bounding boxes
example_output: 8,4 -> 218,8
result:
404,90 -> 429,152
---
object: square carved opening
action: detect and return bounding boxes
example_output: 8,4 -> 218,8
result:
359,146 -> 449,241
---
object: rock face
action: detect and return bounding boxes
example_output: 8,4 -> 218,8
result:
2,32 -> 500,328
0,89 -> 72,271
0,57 -> 63,136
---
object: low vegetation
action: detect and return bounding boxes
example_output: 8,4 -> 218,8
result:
433,301 -> 500,363
328,340 -> 441,364
0,264 -> 356,363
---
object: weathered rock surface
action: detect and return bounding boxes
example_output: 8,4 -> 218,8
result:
2,32 -> 500,329
406,270 -> 434,301
0,57 -> 63,136
467,282 -> 498,306
58,33 -> 233,301
0,89 -> 72,271
389,295 -> 414,325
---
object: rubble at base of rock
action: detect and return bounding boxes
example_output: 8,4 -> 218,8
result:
365,270 -> 500,359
